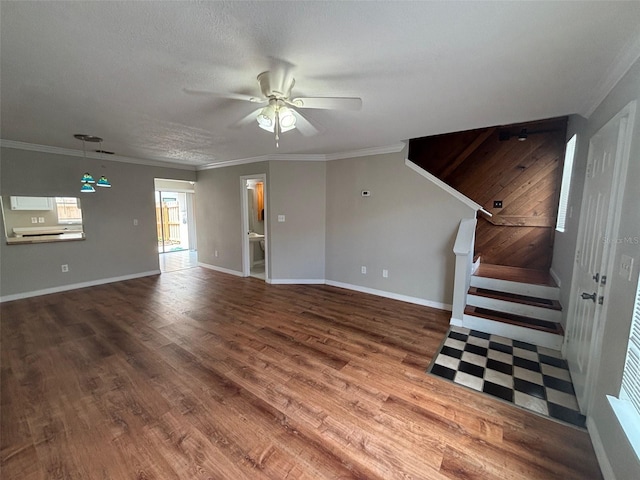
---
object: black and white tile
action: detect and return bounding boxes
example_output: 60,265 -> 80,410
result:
427,326 -> 586,428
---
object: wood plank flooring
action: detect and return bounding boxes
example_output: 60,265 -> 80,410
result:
1,268 -> 602,479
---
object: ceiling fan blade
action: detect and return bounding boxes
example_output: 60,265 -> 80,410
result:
291,96 -> 362,111
292,110 -> 319,137
230,108 -> 263,129
183,89 -> 265,103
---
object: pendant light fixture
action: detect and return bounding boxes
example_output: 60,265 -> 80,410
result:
75,134 -> 111,192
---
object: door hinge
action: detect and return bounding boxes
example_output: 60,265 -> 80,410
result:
598,296 -> 604,305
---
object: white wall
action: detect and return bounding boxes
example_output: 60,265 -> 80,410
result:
0,147 -> 195,299
552,59 -> 640,478
325,148 -> 476,307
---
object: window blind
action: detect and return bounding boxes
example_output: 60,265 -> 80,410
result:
621,277 -> 640,415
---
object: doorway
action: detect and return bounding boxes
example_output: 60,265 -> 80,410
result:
155,179 -> 198,272
241,174 -> 268,281
565,100 -> 636,413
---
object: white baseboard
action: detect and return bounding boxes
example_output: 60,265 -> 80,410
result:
586,416 -> 615,480
198,262 -> 244,277
267,278 -> 325,285
549,267 -> 562,288
450,317 -> 464,326
325,280 -> 452,311
0,270 -> 161,303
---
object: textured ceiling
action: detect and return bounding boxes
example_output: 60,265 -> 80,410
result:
1,1 -> 640,168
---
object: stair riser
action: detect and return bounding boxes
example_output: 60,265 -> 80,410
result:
460,314 -> 563,349
466,294 -> 562,322
470,276 -> 560,300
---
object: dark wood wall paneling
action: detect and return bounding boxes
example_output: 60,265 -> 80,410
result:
408,117 -> 568,270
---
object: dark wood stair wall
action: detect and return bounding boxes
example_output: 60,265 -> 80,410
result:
409,117 -> 568,271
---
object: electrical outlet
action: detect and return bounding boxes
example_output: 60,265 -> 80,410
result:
31,217 -> 38,224
361,190 -> 371,197
493,200 -> 503,208
361,266 -> 367,274
61,264 -> 69,273
382,269 -> 389,278
278,215 -> 285,222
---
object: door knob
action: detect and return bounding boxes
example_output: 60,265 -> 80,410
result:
581,292 -> 597,302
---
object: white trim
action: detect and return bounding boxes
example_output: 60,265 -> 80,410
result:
240,174 -> 268,280
470,275 -> 560,300
0,270 -> 161,303
607,395 -> 640,463
549,267 -> 562,288
267,278 -> 326,285
197,143 -> 406,170
461,313 -> 563,349
404,159 -> 490,215
325,280 -> 452,311
586,416 -> 617,480
0,139 -> 197,171
197,262 -> 244,277
324,142 -> 406,161
582,28 -> 640,118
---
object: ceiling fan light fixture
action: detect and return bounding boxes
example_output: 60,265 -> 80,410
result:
257,105 -> 276,130
278,106 -> 296,129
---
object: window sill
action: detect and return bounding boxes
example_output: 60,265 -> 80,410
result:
607,395 -> 640,462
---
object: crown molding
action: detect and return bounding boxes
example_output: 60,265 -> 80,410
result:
581,28 -> 640,118
0,139 -> 197,171
197,142 -> 407,170
324,142 -> 406,161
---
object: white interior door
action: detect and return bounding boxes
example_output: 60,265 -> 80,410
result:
566,102 -> 636,412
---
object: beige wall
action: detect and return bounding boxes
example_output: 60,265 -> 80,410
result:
325,148 -> 476,306
195,160 -> 327,281
552,59 -> 640,478
0,147 -> 196,299
195,162 -> 269,273
268,161 -> 326,280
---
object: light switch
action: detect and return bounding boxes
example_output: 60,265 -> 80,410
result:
620,254 -> 634,281
38,217 -> 45,223
278,215 -> 285,222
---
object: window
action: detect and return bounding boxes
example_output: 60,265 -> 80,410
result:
55,197 -> 82,224
608,272 -> 640,461
556,134 -> 577,232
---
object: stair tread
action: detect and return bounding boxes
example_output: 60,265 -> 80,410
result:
474,263 -> 557,287
468,287 -> 562,310
464,306 -> 564,335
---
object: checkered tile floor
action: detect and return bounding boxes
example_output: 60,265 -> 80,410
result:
427,326 -> 586,428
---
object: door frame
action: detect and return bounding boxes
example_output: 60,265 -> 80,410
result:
240,174 -> 268,279
565,100 -> 636,414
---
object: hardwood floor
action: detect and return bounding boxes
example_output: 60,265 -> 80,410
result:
1,268 -> 602,479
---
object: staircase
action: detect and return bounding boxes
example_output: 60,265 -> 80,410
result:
462,263 -> 564,349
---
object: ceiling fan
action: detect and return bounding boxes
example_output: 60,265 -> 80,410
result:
185,69 -> 362,147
